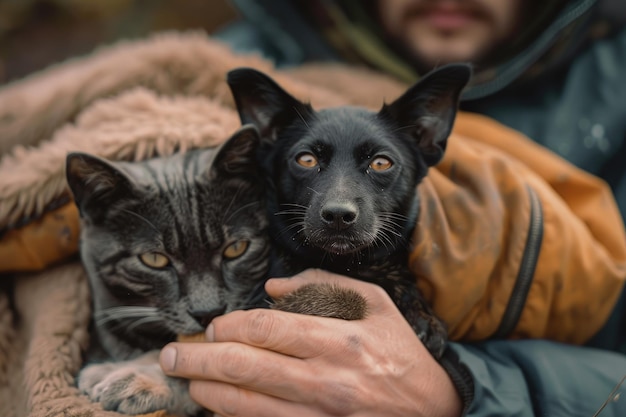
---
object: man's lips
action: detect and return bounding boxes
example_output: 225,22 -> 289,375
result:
422,9 -> 476,30
407,3 -> 483,31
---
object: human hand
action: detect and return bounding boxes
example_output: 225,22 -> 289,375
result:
160,269 -> 462,417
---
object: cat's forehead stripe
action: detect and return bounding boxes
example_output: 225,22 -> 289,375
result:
131,152 -> 205,257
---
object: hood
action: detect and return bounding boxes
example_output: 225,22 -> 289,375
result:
228,0 -> 623,100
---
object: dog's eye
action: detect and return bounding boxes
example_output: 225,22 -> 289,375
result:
370,157 -> 393,171
296,152 -> 318,168
223,240 -> 249,259
139,252 -> 170,269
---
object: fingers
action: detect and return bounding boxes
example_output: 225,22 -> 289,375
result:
189,380 -> 322,417
160,340 -> 367,410
201,269 -> 402,359
207,305 -> 366,357
160,341 -> 314,402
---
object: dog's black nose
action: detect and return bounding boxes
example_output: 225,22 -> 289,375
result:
321,202 -> 358,229
188,305 -> 226,328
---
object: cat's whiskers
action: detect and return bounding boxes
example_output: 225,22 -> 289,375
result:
95,306 -> 160,327
95,306 -> 167,332
126,316 -> 166,332
223,201 -> 261,223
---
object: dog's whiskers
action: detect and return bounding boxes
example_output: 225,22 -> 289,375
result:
275,204 -> 309,218
280,203 -> 310,209
378,212 -> 407,237
380,211 -> 409,221
378,219 -> 404,238
274,209 -> 307,216
373,233 -> 393,254
276,220 -> 306,240
372,224 -> 399,252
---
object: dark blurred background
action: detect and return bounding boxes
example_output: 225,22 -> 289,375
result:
0,0 -> 238,85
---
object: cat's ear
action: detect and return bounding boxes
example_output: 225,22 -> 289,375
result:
66,152 -> 135,218
226,67 -> 313,140
380,63 -> 471,166
210,124 -> 261,178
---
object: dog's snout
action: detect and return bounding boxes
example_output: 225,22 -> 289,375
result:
321,202 -> 358,229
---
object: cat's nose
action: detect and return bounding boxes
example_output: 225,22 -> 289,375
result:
321,201 -> 358,230
188,305 -> 227,328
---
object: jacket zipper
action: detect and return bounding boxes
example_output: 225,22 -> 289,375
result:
493,186 -> 544,339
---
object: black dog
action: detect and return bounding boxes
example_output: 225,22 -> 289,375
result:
226,65 -> 470,359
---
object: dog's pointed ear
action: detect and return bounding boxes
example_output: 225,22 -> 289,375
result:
66,152 -> 135,219
381,63 -> 471,166
227,68 -> 312,139
210,124 -> 261,178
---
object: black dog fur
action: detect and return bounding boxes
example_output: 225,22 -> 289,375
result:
226,65 -> 471,359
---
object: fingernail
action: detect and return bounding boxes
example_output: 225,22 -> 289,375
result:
160,346 -> 177,372
205,323 -> 215,342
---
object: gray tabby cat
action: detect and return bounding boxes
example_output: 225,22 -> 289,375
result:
66,125 -> 269,416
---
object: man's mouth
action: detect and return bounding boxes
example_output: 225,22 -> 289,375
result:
423,9 -> 475,30
409,2 -> 484,31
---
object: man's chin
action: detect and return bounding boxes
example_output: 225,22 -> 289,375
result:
414,45 -> 483,66
404,28 -> 490,66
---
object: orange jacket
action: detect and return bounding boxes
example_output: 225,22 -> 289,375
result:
411,112 -> 626,343
2,111 -> 625,345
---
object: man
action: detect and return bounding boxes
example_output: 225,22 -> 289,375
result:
160,1 -> 626,416
219,0 -> 626,215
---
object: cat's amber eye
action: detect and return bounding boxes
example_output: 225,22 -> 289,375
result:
223,240 -> 249,259
139,252 -> 170,269
296,152 -> 318,168
369,156 -> 393,171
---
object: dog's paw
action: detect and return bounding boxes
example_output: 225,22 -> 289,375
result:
419,315 -> 449,360
394,284 -> 449,360
78,352 -> 202,416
